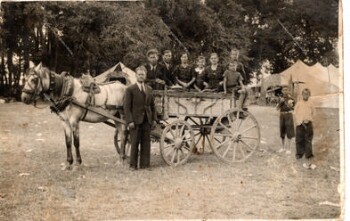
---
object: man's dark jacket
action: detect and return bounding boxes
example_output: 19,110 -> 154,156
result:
158,60 -> 176,86
145,64 -> 163,89
123,83 -> 157,125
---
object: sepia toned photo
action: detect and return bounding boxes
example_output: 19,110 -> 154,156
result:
0,0 -> 344,220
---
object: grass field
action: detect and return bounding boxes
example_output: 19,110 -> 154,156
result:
0,103 -> 341,220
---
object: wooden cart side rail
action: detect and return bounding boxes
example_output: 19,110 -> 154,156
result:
152,90 -> 234,99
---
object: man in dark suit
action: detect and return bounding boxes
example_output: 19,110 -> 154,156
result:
124,66 -> 157,170
145,49 -> 165,90
158,49 -> 176,86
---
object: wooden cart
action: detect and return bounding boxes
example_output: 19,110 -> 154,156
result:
115,90 -> 261,166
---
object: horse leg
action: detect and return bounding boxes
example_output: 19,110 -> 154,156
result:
72,121 -> 82,171
115,122 -> 127,165
62,122 -> 73,170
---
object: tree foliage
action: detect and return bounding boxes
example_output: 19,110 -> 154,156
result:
0,0 -> 339,98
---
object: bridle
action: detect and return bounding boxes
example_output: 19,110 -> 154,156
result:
22,69 -> 46,103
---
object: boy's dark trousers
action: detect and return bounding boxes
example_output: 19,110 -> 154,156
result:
295,121 -> 314,159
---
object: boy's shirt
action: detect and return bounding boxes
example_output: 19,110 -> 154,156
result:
224,70 -> 243,88
277,93 -> 295,112
294,100 -> 315,126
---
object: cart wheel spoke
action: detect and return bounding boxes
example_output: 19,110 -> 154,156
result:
240,124 -> 257,135
164,146 -> 175,157
171,149 -> 177,163
181,138 -> 193,143
241,136 -> 259,140
232,141 -> 237,162
169,129 -> 176,139
213,138 -> 231,150
193,131 -> 201,137
218,122 -> 231,132
195,135 -> 203,146
222,140 -> 233,158
240,139 -> 256,151
177,149 -> 180,164
163,143 -> 176,150
182,145 -> 191,151
235,118 -> 243,131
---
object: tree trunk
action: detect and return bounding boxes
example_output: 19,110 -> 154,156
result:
7,49 -> 13,89
0,53 -> 5,87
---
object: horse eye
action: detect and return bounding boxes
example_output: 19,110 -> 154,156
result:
31,78 -> 38,83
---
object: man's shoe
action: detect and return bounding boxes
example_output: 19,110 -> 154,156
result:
303,163 -> 311,169
140,166 -> 152,171
277,148 -> 285,153
129,167 -> 137,171
310,164 -> 317,170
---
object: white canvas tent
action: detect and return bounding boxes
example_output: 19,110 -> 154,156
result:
260,60 -> 341,108
280,60 -> 339,97
327,64 -> 342,90
94,62 -> 137,84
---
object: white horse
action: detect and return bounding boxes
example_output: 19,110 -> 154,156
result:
21,63 -> 128,170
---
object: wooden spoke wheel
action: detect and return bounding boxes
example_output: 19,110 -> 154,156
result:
114,127 -> 131,158
210,108 -> 260,164
184,116 -> 213,153
160,120 -> 194,166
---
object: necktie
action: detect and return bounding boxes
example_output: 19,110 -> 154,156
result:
140,84 -> 146,97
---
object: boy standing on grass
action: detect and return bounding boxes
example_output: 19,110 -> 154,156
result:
294,88 -> 316,169
276,86 -> 295,154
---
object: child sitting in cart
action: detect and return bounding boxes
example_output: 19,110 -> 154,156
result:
194,56 -> 209,92
223,61 -> 247,109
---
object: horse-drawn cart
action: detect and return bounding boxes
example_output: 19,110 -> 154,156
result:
115,90 -> 261,166
22,64 -> 261,168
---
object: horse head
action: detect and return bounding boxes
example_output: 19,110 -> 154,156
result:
21,62 -> 49,104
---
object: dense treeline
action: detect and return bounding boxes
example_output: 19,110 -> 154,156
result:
0,0 -> 338,98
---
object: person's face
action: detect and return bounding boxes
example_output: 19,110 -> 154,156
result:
148,54 -> 158,66
181,53 -> 188,64
210,54 -> 218,65
136,69 -> 147,83
197,59 -> 205,68
230,49 -> 239,60
228,63 -> 237,71
302,91 -> 310,101
282,87 -> 288,95
163,52 -> 172,63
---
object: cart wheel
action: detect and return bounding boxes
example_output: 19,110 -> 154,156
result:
184,116 -> 212,153
210,108 -> 260,164
114,128 -> 130,158
160,120 -> 194,166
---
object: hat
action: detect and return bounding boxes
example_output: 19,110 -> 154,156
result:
147,49 -> 159,57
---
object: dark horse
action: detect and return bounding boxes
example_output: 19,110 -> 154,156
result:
21,63 -> 129,170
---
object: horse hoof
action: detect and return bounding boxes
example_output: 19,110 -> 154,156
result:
72,164 -> 82,171
62,164 -> 72,171
115,159 -> 123,166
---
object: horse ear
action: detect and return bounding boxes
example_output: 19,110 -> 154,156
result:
34,62 -> 42,72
